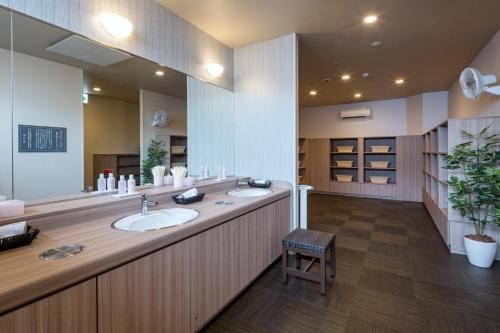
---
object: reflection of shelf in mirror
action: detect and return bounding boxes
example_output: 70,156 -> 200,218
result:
331,152 -> 357,154
298,166 -> 305,170
171,153 -> 187,156
330,166 -> 357,169
364,167 -> 396,171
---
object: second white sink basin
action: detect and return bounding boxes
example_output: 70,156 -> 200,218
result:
112,208 -> 199,231
227,188 -> 272,198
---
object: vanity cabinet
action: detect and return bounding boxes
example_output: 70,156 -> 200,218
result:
98,240 -> 191,333
0,278 -> 96,333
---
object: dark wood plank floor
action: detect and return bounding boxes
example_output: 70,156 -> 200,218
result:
202,194 -> 500,333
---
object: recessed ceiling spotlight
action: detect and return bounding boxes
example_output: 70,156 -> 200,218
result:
370,41 -> 382,47
362,72 -> 370,78
363,15 -> 378,24
354,93 -> 362,98
93,87 -> 101,92
322,78 -> 332,83
341,75 -> 351,80
309,90 -> 318,96
395,78 -> 405,85
155,70 -> 165,77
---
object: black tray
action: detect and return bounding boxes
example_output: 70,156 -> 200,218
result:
248,179 -> 272,188
172,193 -> 205,205
0,225 -> 39,252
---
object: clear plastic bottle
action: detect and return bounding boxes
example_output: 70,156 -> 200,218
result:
127,174 -> 136,194
97,173 -> 106,192
107,173 -> 115,191
118,175 -> 127,195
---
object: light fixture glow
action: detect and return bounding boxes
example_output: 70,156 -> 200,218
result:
99,13 -> 133,39
341,75 -> 351,80
363,15 -> 378,24
155,70 -> 165,77
354,93 -> 362,98
309,90 -> 318,96
395,78 -> 405,85
93,87 -> 101,92
206,63 -> 224,78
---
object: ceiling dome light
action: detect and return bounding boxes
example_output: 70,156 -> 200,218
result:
309,90 -> 318,96
341,75 -> 351,80
354,93 -> 362,98
206,63 -> 224,78
99,13 -> 134,39
363,15 -> 378,24
395,78 -> 405,85
93,87 -> 101,92
155,70 -> 165,77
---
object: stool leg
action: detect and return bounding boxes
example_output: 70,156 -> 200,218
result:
320,253 -> 326,295
330,237 -> 336,278
296,252 -> 302,270
282,247 -> 288,283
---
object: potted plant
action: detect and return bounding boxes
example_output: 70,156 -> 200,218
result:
141,139 -> 167,184
444,124 -> 499,268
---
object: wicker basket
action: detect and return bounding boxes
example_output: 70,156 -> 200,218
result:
370,176 -> 389,184
370,161 -> 389,168
336,175 -> 353,182
337,146 -> 354,153
336,161 -> 354,168
371,145 -> 390,153
0,225 -> 39,252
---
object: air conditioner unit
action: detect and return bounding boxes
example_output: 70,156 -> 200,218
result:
340,108 -> 371,119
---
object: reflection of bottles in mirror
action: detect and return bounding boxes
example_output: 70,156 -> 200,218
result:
118,175 -> 127,195
107,173 -> 115,191
97,174 -> 106,192
127,174 -> 136,194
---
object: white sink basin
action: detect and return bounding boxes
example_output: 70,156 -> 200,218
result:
112,208 -> 199,231
227,188 -> 272,198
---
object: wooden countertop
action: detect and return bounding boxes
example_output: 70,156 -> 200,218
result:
0,183 -> 291,314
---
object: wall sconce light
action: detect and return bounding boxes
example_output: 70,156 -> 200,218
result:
206,63 -> 224,78
99,13 -> 133,39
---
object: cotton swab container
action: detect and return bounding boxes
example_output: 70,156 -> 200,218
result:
172,167 -> 187,188
152,165 -> 166,186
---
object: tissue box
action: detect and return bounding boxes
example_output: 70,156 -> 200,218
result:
0,200 -> 25,218
172,193 -> 205,205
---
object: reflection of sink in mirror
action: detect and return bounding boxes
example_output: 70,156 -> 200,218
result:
227,189 -> 272,198
112,208 -> 199,231
3,9 -> 235,204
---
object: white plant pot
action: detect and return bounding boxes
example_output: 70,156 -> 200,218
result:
464,236 -> 497,268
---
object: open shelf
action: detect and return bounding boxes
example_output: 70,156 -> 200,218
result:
363,137 -> 397,185
170,135 -> 188,169
298,138 -> 307,184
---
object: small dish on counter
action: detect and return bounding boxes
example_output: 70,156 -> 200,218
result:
370,161 -> 390,168
370,176 -> 389,184
370,145 -> 390,153
336,175 -> 353,182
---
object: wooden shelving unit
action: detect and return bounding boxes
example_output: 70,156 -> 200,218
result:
170,135 -> 188,169
298,138 -> 309,184
330,138 -> 359,182
422,121 -> 449,245
92,154 -> 140,189
363,137 -> 397,184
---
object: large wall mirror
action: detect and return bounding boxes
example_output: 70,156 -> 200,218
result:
0,8 -> 235,203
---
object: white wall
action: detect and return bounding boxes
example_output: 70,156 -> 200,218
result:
12,52 -> 83,201
300,98 -> 407,138
187,77 -> 235,177
448,30 -> 500,119
234,34 -> 298,228
0,48 -> 12,199
422,91 -> 448,132
140,89 -> 187,178
406,94 -> 423,135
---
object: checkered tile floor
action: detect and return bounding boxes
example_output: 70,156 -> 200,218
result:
202,194 -> 500,333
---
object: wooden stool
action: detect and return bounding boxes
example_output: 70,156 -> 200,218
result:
282,228 -> 336,295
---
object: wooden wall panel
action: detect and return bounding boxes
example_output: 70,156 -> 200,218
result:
2,0 -> 233,90
269,198 -> 292,260
423,189 -> 449,246
396,135 -> 424,202
329,182 -> 397,199
234,34 -> 298,227
0,278 -> 96,333
98,240 -> 191,333
309,138 -> 330,192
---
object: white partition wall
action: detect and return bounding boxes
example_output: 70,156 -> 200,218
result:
234,34 -> 298,228
187,77 -> 235,177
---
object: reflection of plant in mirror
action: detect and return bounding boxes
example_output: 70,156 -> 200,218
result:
142,139 -> 167,184
444,124 -> 499,240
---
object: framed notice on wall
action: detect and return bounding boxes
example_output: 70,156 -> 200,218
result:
18,125 -> 67,153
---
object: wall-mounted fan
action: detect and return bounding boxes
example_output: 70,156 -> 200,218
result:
460,68 -> 500,100
152,110 -> 168,127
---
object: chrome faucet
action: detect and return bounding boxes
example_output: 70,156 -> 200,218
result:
235,177 -> 250,192
141,194 -> 158,216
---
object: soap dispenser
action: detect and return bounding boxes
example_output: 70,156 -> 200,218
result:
107,173 -> 116,191
127,174 -> 136,194
97,173 -> 106,192
118,175 -> 127,195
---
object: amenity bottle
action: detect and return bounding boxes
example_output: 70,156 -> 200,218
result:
107,173 -> 115,191
127,174 -> 136,194
97,173 -> 106,192
118,175 -> 127,195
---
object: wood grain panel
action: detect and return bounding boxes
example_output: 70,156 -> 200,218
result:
3,0 -> 233,90
396,135 -> 424,202
269,198 -> 292,260
423,189 -> 448,247
0,278 -> 96,333
98,240 -> 191,333
309,138 -> 330,192
329,182 -> 397,199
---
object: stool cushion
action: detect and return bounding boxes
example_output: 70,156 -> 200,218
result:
282,228 -> 334,254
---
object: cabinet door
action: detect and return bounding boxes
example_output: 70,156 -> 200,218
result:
309,139 -> 330,191
269,198 -> 291,260
0,278 -> 96,333
98,240 -> 191,333
190,206 -> 272,330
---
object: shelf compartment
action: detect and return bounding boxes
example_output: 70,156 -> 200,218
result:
363,168 -> 396,184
